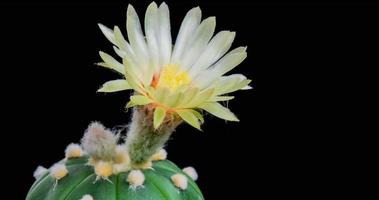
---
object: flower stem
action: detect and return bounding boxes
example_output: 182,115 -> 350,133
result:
125,106 -> 181,166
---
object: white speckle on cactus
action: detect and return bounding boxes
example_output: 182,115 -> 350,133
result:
33,166 -> 47,179
80,194 -> 94,200
94,161 -> 113,178
81,122 -> 118,161
50,163 -> 68,180
127,170 -> 145,189
65,143 -> 83,158
151,149 -> 167,161
182,166 -> 198,181
171,173 -> 188,190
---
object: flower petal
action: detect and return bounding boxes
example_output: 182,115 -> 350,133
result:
145,2 -> 160,73
98,23 -> 116,45
122,58 -> 144,90
176,88 -> 199,108
194,47 -> 247,89
153,107 -> 166,129
199,102 -> 239,122
158,2 -> 172,66
209,96 -> 235,102
213,74 -> 251,95
171,7 -> 202,64
98,79 -> 131,92
165,92 -> 182,108
188,31 -> 235,77
113,26 -> 135,57
176,109 -> 202,130
186,88 -> 214,107
99,51 -> 125,74
130,95 -> 153,106
211,51 -> 247,77
180,17 -> 216,71
191,110 -> 204,123
113,46 -> 127,58
155,87 -> 170,104
126,5 -> 150,83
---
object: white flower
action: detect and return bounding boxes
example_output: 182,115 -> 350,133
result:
97,2 -> 251,130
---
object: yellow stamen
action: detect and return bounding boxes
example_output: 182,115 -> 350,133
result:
157,64 -> 190,90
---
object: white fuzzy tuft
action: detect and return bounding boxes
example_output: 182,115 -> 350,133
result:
113,163 -> 130,174
131,161 -> 153,170
33,166 -> 47,179
94,161 -> 113,178
65,143 -> 83,158
80,194 -> 94,200
182,166 -> 198,181
127,170 -> 145,189
151,149 -> 167,161
81,122 -> 118,161
113,145 -> 131,173
114,145 -> 130,164
50,163 -> 68,180
171,173 -> 188,190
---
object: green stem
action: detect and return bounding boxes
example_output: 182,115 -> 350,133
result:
125,106 -> 181,165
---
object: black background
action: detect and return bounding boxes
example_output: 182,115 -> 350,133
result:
0,0 -> 376,199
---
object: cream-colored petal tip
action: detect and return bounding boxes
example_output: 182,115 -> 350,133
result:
151,149 -> 167,161
127,170 -> 145,189
80,194 -> 94,200
33,166 -> 47,179
171,173 -> 188,190
50,163 -> 68,180
183,166 -> 198,181
65,143 -> 83,158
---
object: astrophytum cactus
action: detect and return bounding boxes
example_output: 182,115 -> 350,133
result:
27,2 -> 250,200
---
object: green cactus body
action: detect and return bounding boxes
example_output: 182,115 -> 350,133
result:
27,157 -> 203,200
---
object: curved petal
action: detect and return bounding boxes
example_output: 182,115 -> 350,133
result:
99,51 -> 125,74
98,79 -> 131,92
209,96 -> 235,102
180,17 -> 216,71
199,102 -> 239,121
194,46 -> 247,89
130,95 -> 153,105
188,31 -> 235,77
126,5 -> 151,84
98,23 -> 116,45
158,3 -> 172,66
186,88 -> 214,108
176,109 -> 202,130
171,7 -> 202,65
145,2 -> 160,73
212,74 -> 251,95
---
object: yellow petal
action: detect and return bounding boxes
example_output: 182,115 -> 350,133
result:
130,95 -> 153,106
153,107 -> 166,129
176,109 -> 202,131
199,102 -> 239,122
98,80 -> 131,92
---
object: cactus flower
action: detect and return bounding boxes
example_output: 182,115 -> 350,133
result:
97,2 -> 251,130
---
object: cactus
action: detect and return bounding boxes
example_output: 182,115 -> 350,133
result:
27,157 -> 203,200
27,121 -> 203,200
27,2 -> 251,200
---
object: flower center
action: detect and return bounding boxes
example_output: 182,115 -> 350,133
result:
156,64 -> 190,90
